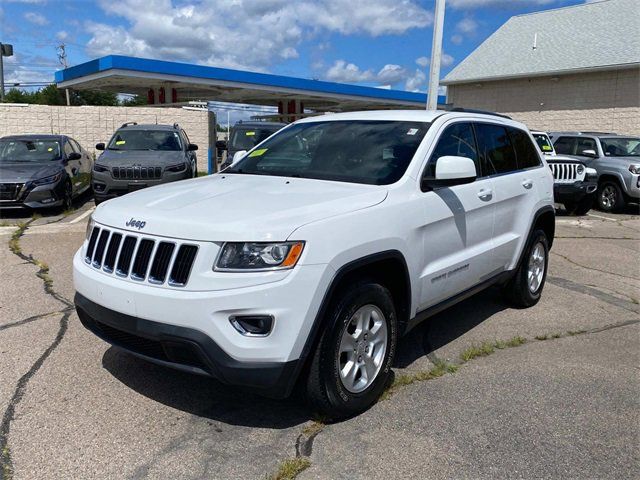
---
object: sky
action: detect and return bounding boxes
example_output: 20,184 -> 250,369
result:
1,0 -> 592,119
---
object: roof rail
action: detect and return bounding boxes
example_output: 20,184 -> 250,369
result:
121,121 -> 138,128
448,107 -> 512,120
581,131 -> 617,136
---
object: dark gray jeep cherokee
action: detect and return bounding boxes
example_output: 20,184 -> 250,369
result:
92,123 -> 198,205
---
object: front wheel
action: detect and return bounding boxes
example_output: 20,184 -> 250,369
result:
564,196 -> 594,216
503,229 -> 549,308
597,181 -> 625,213
306,281 -> 397,420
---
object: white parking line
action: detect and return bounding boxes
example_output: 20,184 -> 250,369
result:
587,212 -> 617,222
69,207 -> 95,224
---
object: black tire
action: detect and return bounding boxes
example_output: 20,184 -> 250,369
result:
191,160 -> 198,178
573,195 -> 594,216
60,180 -> 73,212
306,281 -> 398,420
94,198 -> 103,206
597,181 -> 625,213
503,229 -> 549,308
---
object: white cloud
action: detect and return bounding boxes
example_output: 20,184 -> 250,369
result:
24,11 -> 48,25
55,30 -> 69,41
405,69 -> 426,92
416,56 -> 430,68
325,60 -> 375,83
441,53 -> 455,67
376,64 -> 407,84
451,34 -> 464,45
86,0 -> 433,72
456,17 -> 478,34
448,0 -> 556,8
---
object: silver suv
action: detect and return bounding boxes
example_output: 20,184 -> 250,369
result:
93,123 -> 198,205
549,132 -> 640,212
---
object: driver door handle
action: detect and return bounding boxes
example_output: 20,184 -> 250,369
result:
522,179 -> 533,189
477,188 -> 493,201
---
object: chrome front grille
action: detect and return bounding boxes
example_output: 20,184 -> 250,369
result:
548,163 -> 581,183
112,166 -> 163,180
84,226 -> 198,287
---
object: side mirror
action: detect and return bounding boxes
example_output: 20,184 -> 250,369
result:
216,140 -> 227,150
232,150 -> 247,165
95,143 -> 105,151
67,152 -> 82,161
422,156 -> 477,190
581,149 -> 597,158
187,143 -> 198,151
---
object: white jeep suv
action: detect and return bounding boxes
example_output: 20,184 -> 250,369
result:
74,110 -> 555,418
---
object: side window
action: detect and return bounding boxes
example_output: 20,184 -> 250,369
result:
424,122 -> 477,178
576,137 -> 597,155
508,127 -> 542,169
475,123 -> 517,175
182,130 -> 190,148
553,136 -> 578,155
70,139 -> 82,153
63,141 -> 74,158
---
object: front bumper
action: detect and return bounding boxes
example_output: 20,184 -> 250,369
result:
75,293 -> 298,397
553,180 -> 598,203
73,248 -> 332,395
92,169 -> 190,200
623,173 -> 640,200
0,182 -> 66,209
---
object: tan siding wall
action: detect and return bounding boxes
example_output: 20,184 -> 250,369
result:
446,68 -> 640,135
0,105 -> 212,171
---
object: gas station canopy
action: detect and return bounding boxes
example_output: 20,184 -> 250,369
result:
55,55 -> 445,112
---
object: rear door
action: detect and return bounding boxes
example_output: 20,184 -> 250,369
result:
475,123 -> 544,271
416,121 -> 498,309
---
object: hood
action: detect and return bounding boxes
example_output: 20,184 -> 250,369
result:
545,155 -> 585,164
94,174 -> 388,241
0,162 -> 63,183
97,150 -> 185,167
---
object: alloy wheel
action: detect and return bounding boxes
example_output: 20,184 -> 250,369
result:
527,242 -> 546,293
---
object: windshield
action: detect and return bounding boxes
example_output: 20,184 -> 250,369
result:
107,130 -> 182,151
227,120 -> 431,185
600,137 -> 640,157
533,133 -> 554,154
0,139 -> 61,163
230,127 -> 281,151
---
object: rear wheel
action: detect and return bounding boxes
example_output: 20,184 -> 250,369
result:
306,281 -> 397,420
503,229 -> 549,308
598,181 -> 625,213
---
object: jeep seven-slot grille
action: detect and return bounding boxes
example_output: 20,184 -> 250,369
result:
112,166 -> 163,180
549,163 -> 579,182
85,226 -> 197,287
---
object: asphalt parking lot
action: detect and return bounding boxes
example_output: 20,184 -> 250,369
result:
0,206 -> 638,480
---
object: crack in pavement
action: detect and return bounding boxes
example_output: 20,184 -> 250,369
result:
0,309 -> 72,333
547,276 -> 640,314
551,251 -> 640,283
0,223 -> 73,480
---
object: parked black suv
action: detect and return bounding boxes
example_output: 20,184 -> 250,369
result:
92,123 -> 198,205
220,121 -> 286,169
0,134 -> 92,210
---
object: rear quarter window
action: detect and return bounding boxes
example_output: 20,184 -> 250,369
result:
508,128 -> 542,169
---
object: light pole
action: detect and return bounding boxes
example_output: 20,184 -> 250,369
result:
426,0 -> 445,110
0,43 -> 14,102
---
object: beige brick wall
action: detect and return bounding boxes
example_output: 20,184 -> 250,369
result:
0,105 -> 212,171
446,67 -> 640,135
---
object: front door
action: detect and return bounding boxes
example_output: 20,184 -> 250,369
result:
417,121 -> 498,310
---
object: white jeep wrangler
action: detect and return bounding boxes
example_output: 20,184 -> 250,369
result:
74,110 -> 555,418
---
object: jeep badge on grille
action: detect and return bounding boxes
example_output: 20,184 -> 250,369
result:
126,218 -> 146,230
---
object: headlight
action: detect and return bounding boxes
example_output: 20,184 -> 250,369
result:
215,241 -> 304,271
629,164 -> 640,175
32,172 -> 63,186
166,163 -> 187,173
85,214 -> 95,240
576,165 -> 584,175
93,164 -> 109,173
